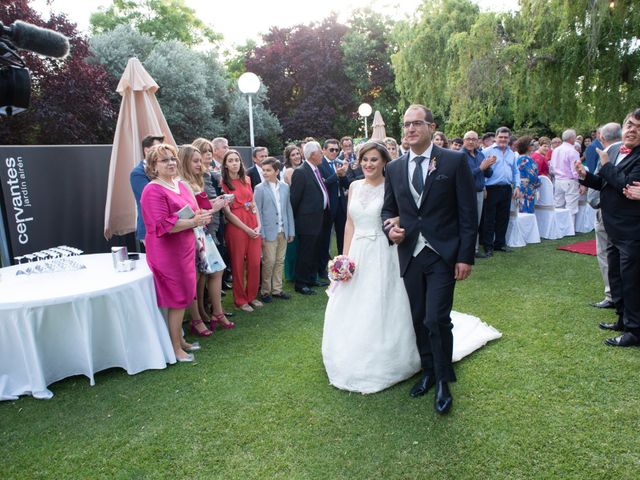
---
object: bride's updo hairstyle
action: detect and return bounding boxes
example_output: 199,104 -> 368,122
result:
357,141 -> 392,165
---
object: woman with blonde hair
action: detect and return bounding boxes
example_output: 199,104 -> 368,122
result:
141,144 -> 212,362
178,144 -> 235,332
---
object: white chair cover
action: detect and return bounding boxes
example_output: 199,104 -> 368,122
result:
535,176 -> 575,239
507,199 -> 541,247
575,197 -> 596,233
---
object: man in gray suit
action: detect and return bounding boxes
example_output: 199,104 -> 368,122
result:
254,157 -> 295,302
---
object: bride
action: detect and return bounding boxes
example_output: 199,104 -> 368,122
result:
322,142 -> 501,394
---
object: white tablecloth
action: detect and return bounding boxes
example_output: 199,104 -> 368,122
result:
0,253 -> 175,401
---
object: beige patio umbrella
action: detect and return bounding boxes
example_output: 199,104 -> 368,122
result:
104,57 -> 175,239
370,110 -> 386,142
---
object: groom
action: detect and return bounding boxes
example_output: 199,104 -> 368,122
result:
382,104 -> 477,414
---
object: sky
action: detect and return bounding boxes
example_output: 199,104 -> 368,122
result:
32,0 -> 520,52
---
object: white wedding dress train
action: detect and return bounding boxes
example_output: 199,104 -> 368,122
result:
322,180 -> 501,394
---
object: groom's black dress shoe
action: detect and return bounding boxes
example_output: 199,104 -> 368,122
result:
434,381 -> 453,414
495,246 -> 513,253
604,332 -> 640,347
409,374 -> 434,397
599,322 -> 623,331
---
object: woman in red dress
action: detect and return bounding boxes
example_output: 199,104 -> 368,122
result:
221,150 -> 262,312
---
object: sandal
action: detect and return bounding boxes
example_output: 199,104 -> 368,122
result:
213,312 -> 235,329
189,318 -> 212,337
238,304 -> 254,313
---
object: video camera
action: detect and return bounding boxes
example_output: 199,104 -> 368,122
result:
0,20 -> 70,116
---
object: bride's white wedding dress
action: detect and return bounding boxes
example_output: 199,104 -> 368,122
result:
322,180 -> 501,394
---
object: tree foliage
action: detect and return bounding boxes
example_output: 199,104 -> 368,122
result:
341,8 -> 400,139
0,0 -> 116,144
245,15 -> 358,141
89,26 -> 282,149
392,0 -> 640,137
90,0 -> 221,47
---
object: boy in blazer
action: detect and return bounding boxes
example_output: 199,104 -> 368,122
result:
254,157 -> 295,302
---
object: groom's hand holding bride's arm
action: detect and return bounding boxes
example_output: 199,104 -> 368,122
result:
454,263 -> 472,281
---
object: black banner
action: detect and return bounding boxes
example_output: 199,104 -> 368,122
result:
0,145 -> 134,265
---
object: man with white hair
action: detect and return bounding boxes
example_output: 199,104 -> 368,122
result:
290,141 -> 331,295
550,129 -> 581,219
211,137 -> 229,173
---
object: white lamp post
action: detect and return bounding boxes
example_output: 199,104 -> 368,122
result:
237,72 -> 261,149
358,103 -> 373,139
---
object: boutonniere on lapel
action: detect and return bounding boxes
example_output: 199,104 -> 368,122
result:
428,156 -> 438,176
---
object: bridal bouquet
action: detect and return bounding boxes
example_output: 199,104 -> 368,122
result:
327,255 -> 356,282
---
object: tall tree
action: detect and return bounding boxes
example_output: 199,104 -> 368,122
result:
341,8 -> 401,139
245,15 -> 357,141
0,0 -> 116,144
392,0 -> 480,127
507,0 -> 640,133
89,26 -> 282,148
90,0 -> 221,46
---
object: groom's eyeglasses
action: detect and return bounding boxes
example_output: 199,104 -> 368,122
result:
402,120 -> 429,129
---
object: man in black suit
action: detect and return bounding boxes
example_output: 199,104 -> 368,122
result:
577,108 -> 640,347
246,146 -> 269,190
318,139 -> 350,271
290,141 -> 332,295
382,104 -> 477,414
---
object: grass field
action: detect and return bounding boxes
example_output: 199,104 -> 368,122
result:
2,233 -> 639,479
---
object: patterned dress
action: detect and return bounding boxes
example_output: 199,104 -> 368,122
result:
517,155 -> 541,213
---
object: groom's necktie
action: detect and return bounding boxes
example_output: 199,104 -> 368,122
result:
412,156 -> 426,194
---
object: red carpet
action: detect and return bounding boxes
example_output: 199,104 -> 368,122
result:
557,239 -> 597,256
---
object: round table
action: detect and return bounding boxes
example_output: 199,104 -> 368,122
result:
0,253 -> 175,401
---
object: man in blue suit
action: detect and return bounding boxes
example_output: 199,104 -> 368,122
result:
129,134 -> 164,248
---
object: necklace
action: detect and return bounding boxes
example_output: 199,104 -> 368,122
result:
155,177 -> 179,193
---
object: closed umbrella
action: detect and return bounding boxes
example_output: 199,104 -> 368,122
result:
104,57 -> 175,239
370,110 -> 386,142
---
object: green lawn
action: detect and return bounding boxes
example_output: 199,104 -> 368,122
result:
2,233 -> 639,479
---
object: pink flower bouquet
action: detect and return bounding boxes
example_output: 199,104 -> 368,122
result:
327,255 -> 356,282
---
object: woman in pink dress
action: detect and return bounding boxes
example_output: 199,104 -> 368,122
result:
221,150 -> 262,312
141,144 -> 212,362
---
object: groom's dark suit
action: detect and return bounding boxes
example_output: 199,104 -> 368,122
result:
382,145 -> 477,381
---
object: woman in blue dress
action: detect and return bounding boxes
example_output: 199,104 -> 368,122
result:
515,136 -> 541,213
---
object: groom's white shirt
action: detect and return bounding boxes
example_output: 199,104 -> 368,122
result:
407,145 -> 439,257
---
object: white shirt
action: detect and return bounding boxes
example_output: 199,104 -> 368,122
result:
305,160 -> 329,209
268,180 -> 284,233
613,142 -> 629,165
408,145 -> 434,188
255,164 -> 265,183
407,145 -> 437,257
